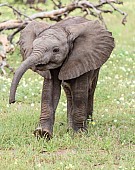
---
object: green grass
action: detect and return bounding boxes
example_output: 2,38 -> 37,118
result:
0,0 -> 135,169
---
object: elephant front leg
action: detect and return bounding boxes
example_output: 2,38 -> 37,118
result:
34,78 -> 54,140
34,74 -> 61,140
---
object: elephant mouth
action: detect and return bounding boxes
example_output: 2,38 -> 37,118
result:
35,64 -> 46,70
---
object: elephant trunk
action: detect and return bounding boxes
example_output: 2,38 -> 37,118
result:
9,54 -> 41,104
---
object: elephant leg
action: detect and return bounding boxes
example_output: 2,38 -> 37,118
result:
87,69 -> 100,121
62,82 -> 73,129
34,78 -> 54,140
50,69 -> 62,118
34,69 -> 61,140
69,73 -> 89,132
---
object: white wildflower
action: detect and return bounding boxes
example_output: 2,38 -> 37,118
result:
2,88 -> 6,92
6,104 -> 9,108
36,163 -> 41,167
116,101 -> 120,104
14,159 -> 18,165
119,97 -> 124,101
28,78 -> 31,81
115,75 -> 119,79
24,96 -> 27,99
31,103 -> 34,107
125,51 -> 129,55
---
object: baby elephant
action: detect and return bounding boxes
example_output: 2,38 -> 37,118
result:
9,17 -> 115,140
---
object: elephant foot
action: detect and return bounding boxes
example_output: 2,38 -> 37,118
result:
78,128 -> 88,134
73,124 -> 88,134
33,127 -> 52,141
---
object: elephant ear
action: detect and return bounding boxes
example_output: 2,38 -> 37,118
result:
19,20 -> 51,79
19,20 -> 50,60
59,20 -> 115,80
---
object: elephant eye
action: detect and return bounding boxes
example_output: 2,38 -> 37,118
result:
53,47 -> 59,53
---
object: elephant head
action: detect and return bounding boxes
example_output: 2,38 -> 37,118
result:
9,17 -> 114,104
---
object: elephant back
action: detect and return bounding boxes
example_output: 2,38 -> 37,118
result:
56,16 -> 88,27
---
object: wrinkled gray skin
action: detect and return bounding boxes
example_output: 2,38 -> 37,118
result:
9,17 -> 115,140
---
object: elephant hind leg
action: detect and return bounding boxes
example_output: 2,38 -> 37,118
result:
87,69 -> 100,121
62,82 -> 73,130
69,73 -> 89,132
